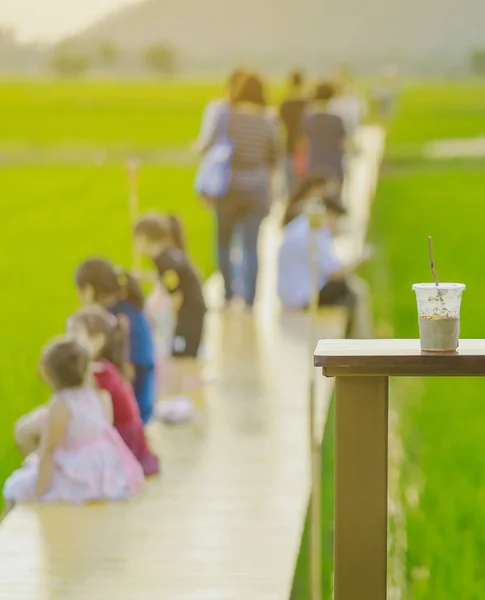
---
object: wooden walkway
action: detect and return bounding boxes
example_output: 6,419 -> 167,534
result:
0,126 -> 385,600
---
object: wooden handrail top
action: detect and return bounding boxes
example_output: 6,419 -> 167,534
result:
314,339 -> 485,377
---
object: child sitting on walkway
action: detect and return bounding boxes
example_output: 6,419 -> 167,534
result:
277,179 -> 373,338
67,307 -> 160,476
75,259 -> 155,424
133,213 -> 207,418
3,338 -> 144,519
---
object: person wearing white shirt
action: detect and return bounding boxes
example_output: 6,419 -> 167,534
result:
277,189 -> 372,337
277,212 -> 337,307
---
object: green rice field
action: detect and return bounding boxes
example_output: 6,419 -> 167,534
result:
370,107 -> 485,598
3,79 -> 485,599
293,80 -> 485,599
0,80 -> 223,497
0,81 -> 221,148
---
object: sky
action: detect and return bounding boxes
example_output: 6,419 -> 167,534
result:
0,0 -> 141,42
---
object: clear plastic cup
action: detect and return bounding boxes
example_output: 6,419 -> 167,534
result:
412,283 -> 466,352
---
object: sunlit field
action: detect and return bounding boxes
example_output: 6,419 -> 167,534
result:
0,81 -> 222,148
292,80 -> 485,599
0,80 -> 223,500
388,81 -> 485,145
0,78 -> 295,501
369,164 -> 485,595
3,79 -> 485,599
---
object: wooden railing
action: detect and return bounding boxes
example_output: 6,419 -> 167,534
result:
313,338 -> 485,600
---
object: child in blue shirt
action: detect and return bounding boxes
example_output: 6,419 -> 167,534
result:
75,258 -> 155,424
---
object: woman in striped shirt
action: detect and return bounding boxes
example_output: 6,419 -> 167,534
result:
207,73 -> 280,309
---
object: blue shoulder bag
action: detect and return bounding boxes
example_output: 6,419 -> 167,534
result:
195,106 -> 233,200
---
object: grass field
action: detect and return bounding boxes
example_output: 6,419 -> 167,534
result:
369,167 -> 485,599
292,80 -> 485,599
0,80 -> 224,500
0,81 -> 221,149
371,85 -> 485,600
387,81 -> 485,146
3,79 -> 485,598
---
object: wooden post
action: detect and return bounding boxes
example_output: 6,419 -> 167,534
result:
127,158 -> 141,270
306,201 -> 326,600
334,376 -> 388,600
314,339 -> 485,600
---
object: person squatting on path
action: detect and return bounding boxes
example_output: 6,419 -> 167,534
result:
134,213 -> 207,413
3,338 -> 145,520
277,175 -> 373,338
75,259 -> 156,424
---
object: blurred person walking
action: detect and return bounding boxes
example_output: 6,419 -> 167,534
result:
204,73 -> 279,308
298,81 -> 347,185
193,68 -> 246,153
371,64 -> 400,121
194,68 -> 247,297
279,70 -> 308,195
328,65 -> 367,153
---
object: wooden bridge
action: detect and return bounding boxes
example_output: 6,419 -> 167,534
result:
0,126 -> 384,600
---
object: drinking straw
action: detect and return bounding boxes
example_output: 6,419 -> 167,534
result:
127,158 -> 141,270
428,236 -> 440,289
428,236 -> 443,301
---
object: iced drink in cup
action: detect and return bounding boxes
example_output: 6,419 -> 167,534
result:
412,283 -> 466,352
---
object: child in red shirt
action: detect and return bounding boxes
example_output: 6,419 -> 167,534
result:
67,307 -> 159,476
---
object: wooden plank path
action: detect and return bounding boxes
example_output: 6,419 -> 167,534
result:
0,125 -> 384,600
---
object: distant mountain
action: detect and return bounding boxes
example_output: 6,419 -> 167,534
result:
75,0 -> 485,73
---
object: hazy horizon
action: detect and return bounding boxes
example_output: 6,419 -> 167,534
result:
0,0 -> 141,42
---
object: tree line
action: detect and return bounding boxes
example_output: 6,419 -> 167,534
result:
41,43 -> 485,79
49,40 -> 177,77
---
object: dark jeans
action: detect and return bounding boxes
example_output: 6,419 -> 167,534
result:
216,198 -> 266,306
172,312 -> 205,358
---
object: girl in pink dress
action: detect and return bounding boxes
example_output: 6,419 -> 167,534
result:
2,338 -> 144,518
67,307 -> 160,476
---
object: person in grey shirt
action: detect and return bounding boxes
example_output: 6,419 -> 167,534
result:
301,82 -> 347,184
